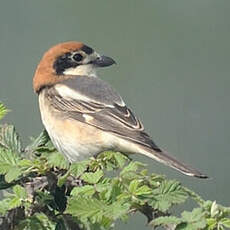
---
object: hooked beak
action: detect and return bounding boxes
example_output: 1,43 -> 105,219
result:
92,55 -> 116,67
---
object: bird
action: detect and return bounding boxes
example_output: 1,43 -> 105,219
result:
33,41 -> 208,178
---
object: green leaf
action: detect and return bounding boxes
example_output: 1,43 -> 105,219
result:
150,216 -> 182,227
8,197 -> 22,209
120,161 -> 145,175
5,166 -> 22,182
18,213 -> 56,230
206,218 -> 217,229
47,151 -> 69,169
0,148 -> 21,179
0,124 -> 22,153
13,185 -> 27,199
220,218 -> 230,228
18,159 -> 34,168
104,200 -> 130,220
81,170 -> 104,184
71,185 -> 95,197
0,161 -> 12,174
66,197 -> 130,223
128,179 -> 140,193
0,103 -> 9,120
0,198 -> 11,214
102,179 -> 122,202
177,208 -> 206,230
25,129 -> 50,153
66,197 -> 107,219
3,185 -> 28,210
151,180 -> 188,212
35,191 -> 54,206
0,148 -> 20,166
128,180 -> 151,197
57,173 -> 70,187
135,185 -> 152,196
113,152 -> 128,168
210,201 -> 219,218
69,160 -> 89,177
96,151 -> 129,171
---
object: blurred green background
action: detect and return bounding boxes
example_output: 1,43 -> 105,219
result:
0,0 -> 230,229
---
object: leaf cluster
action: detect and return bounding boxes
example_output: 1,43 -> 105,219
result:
0,103 -> 230,230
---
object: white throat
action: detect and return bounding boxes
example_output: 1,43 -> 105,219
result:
63,64 -> 97,77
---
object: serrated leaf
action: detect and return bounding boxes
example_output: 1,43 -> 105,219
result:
36,191 -> 54,206
113,152 -> 128,168
71,185 -> 95,197
181,208 -> 204,222
57,173 -> 70,187
0,162 -> 12,174
97,184 -> 114,202
0,103 -> 9,120
81,170 -> 104,184
128,179 -> 140,193
0,198 -> 11,214
220,218 -> 230,228
206,218 -> 217,229
0,148 -> 20,166
66,197 -> 130,223
97,151 -> 129,169
25,129 -> 50,153
104,200 -> 130,220
69,160 -> 90,177
66,197 -> 107,219
18,213 -> 56,230
47,151 -> 69,169
150,216 -> 182,227
18,159 -> 34,168
178,208 -> 206,230
5,167 -> 22,182
13,185 -> 27,199
0,124 -> 22,153
120,161 -> 145,175
8,197 -> 22,209
0,148 -> 22,182
151,180 -> 188,212
135,185 -> 152,196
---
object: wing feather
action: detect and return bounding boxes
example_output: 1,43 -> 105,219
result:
46,77 -> 161,152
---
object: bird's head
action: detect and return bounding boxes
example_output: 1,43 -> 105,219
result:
33,41 -> 116,93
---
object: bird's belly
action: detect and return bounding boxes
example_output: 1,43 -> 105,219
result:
39,94 -> 114,162
48,128 -> 105,162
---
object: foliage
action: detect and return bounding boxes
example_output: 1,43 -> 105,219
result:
0,103 -> 8,121
0,103 -> 230,230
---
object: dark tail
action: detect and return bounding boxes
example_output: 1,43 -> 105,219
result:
140,147 -> 208,179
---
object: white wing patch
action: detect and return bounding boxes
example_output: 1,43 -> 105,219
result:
83,114 -> 94,122
55,84 -> 91,102
55,83 -> 116,108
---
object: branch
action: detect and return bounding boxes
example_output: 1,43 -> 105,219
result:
0,207 -> 25,230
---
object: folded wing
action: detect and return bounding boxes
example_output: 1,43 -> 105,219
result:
46,76 -> 162,152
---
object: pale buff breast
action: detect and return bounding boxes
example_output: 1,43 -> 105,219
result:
38,90 -> 116,162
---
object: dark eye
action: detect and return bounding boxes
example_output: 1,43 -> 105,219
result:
73,53 -> 83,62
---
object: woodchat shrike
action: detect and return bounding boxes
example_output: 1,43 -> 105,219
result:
33,41 -> 207,178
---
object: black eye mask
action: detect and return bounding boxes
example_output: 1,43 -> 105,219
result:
53,52 -> 79,75
81,45 -> 94,55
